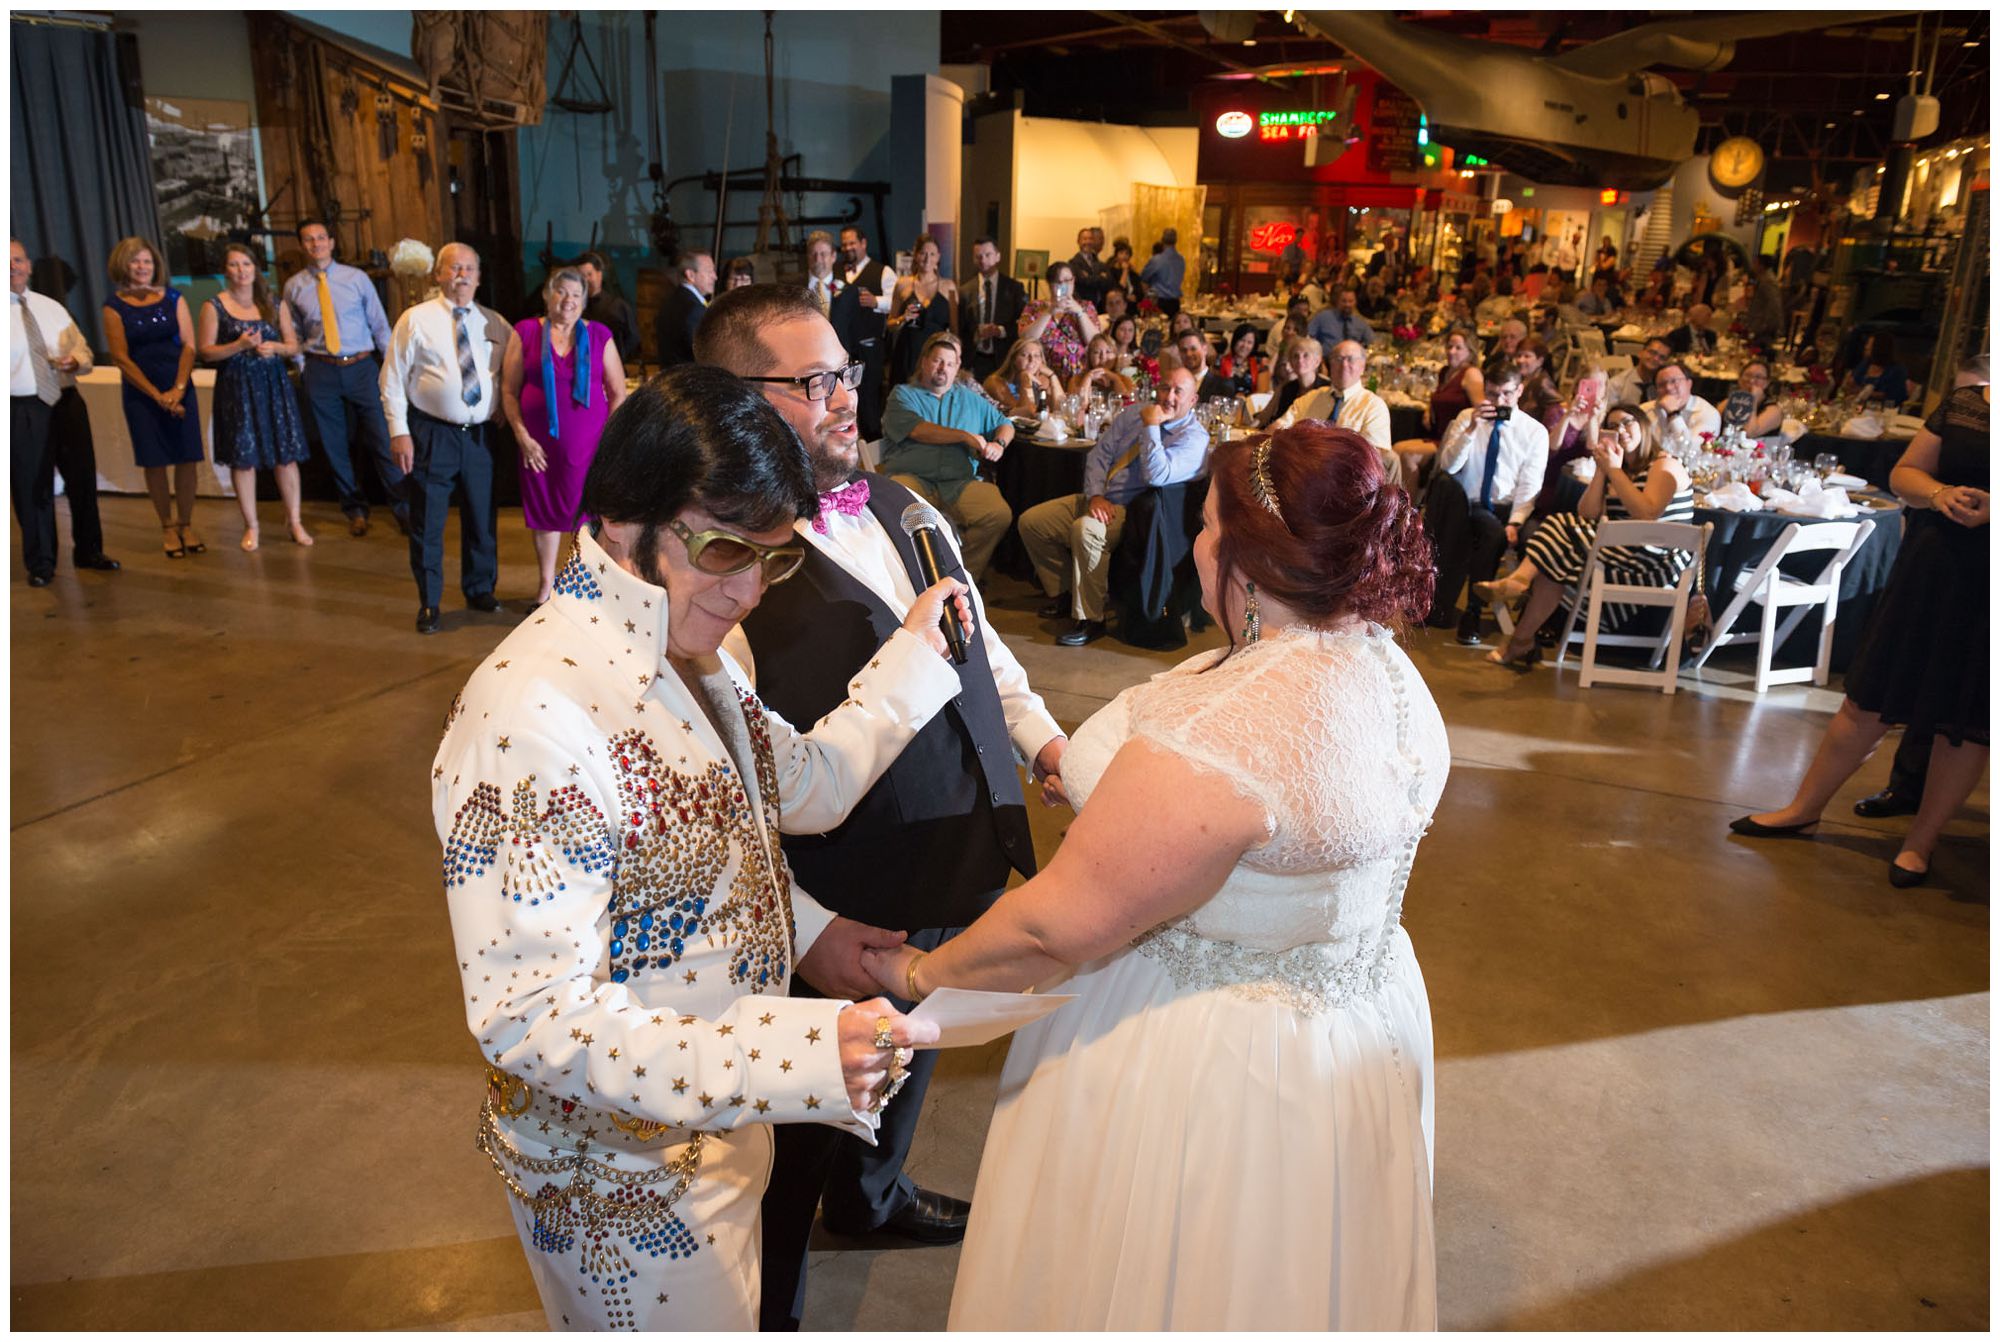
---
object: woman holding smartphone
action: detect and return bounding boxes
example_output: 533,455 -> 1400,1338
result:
1018,261 -> 1101,382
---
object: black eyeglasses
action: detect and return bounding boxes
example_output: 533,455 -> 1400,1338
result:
739,360 -> 865,404
665,518 -> 805,585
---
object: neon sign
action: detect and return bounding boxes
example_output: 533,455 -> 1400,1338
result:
1248,222 -> 1301,254
1215,110 -> 1254,139
1257,108 -> 1340,142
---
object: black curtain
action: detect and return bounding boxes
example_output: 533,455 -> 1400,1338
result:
10,18 -> 162,349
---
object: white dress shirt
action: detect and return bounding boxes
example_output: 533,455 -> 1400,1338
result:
11,289 -> 92,397
841,258 -> 896,315
379,294 -> 503,435
1436,407 -> 1548,526
1277,382 -> 1392,452
1642,394 -> 1721,444
724,502 -> 1065,769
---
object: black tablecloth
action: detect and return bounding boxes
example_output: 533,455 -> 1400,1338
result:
1696,503 -> 1902,673
989,438 -> 1090,581
1389,404 -> 1428,442
1788,432 -> 1911,491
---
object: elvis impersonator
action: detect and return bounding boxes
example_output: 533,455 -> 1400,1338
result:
432,367 -> 973,1328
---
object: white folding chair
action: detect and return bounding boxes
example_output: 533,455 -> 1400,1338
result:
1690,518 -> 1877,692
857,438 -> 883,472
1599,352 -> 1633,377
1553,519 -> 1712,695
1577,328 -> 1608,360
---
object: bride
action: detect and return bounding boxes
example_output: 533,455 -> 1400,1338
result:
864,423 -> 1450,1330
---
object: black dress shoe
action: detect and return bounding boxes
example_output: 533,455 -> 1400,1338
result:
348,514 -> 370,538
26,571 -> 53,588
1454,624 -> 1485,647
1422,609 -> 1460,631
1888,857 -> 1929,889
1728,815 -> 1819,838
1854,789 -> 1920,819
1037,593 -> 1072,619
466,592 -> 502,613
74,553 -> 121,571
1056,619 -> 1107,646
826,1187 -> 971,1246
415,606 -> 441,634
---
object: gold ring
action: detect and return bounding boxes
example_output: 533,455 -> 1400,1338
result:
872,1015 -> 894,1050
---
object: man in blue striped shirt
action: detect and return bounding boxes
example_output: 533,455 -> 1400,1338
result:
282,220 -> 407,538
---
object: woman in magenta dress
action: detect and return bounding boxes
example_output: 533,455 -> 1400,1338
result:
501,266 -> 627,607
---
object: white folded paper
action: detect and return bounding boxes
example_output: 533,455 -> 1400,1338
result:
907,986 -> 1076,1050
1889,413 -> 1926,437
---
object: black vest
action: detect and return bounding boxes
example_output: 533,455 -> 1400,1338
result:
740,476 -> 1034,931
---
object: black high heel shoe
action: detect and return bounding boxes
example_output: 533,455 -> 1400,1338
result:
1888,854 -> 1929,888
1728,815 -> 1820,838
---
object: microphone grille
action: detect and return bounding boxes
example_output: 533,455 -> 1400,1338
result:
900,501 -> 945,537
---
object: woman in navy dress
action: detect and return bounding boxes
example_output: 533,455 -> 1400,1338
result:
103,236 -> 206,558
197,243 -> 312,551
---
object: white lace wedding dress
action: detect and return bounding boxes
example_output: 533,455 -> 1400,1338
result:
947,622 -> 1450,1330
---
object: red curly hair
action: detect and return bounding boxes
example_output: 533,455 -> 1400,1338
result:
1206,423 -> 1434,644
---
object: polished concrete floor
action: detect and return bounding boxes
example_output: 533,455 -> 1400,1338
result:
10,497 -> 1989,1330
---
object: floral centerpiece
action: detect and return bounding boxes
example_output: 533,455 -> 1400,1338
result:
389,238 -> 437,311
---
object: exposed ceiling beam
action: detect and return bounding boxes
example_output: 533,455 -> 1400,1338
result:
1089,10 -> 1289,87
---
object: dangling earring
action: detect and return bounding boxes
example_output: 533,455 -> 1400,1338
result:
1241,582 -> 1261,644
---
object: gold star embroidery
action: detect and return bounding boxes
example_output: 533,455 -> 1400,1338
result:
570,1028 -> 583,1040
722,1060 -> 734,1070
637,673 -> 650,686
607,1047 -> 620,1060
567,764 -> 579,776
562,657 -> 578,667
870,658 -> 881,668
677,1040 -> 688,1050
748,1048 -> 761,1061
805,1028 -> 822,1044
633,1065 -> 646,1077
728,1094 -> 745,1107
672,1077 -> 688,1093
497,736 -> 512,752
651,1016 -> 664,1025
683,969 -> 697,985
698,1092 -> 714,1107
657,1293 -> 669,1304
715,1024 -> 733,1037
495,660 -> 510,669
624,620 -> 636,634
678,1015 -> 697,1026
754,1098 -> 772,1114
779,1059 -> 793,1073
432,766 -> 443,780
804,1094 -> 820,1110
759,1012 -> 775,1026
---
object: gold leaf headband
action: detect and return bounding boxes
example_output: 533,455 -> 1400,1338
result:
1248,438 -> 1290,531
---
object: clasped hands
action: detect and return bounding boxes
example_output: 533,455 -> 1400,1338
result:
797,917 -> 937,1113
1933,484 -> 1990,528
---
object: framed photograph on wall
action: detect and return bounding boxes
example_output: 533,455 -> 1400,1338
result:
144,97 -> 265,278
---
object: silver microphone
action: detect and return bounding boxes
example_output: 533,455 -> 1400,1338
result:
900,502 -> 969,664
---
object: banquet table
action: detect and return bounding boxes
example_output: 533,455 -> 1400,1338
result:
1694,495 -> 1902,674
1786,432 -> 1913,491
989,433 -> 1092,581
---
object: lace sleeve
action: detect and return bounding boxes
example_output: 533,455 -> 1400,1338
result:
1125,633 -> 1448,874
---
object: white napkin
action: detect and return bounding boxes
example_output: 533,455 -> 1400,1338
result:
1040,416 -> 1069,443
1889,413 -> 1926,437
1779,416 -> 1807,444
1839,414 -> 1885,440
1704,481 -> 1763,511
1764,479 -> 1858,518
1824,472 -> 1867,490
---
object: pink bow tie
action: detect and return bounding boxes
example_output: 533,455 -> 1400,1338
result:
813,478 -> 870,534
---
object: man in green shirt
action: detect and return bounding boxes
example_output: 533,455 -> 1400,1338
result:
879,331 -> 1016,582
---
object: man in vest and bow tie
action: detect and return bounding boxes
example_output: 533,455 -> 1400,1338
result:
696,285 -> 1067,1330
957,235 -> 1025,383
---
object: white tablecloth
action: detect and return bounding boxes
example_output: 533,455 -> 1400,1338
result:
74,367 -> 238,497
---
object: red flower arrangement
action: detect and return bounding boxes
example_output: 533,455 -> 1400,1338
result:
1137,298 -> 1159,316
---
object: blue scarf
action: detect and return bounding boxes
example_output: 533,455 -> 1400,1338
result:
540,318 -> 592,439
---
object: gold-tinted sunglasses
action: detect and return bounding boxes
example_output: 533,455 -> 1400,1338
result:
665,518 -> 805,585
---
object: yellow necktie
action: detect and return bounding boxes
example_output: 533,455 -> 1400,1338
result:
316,270 -> 341,356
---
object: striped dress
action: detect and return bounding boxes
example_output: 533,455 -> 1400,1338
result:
1521,453 -> 1696,627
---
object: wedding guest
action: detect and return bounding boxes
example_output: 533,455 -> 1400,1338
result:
1307,287 -> 1375,358
654,248 -> 715,371
1736,359 -> 1786,437
1097,284 -> 1131,329
1392,326 -> 1485,486
1745,254 -> 1785,346
1732,364 -> 1989,887
501,265 -> 628,608
380,243 -> 508,634
984,337 -> 1066,418
1843,331 -> 1910,406
887,233 -> 956,388
1067,334 -> 1135,401
1102,236 -> 1137,302
1019,261 -> 1101,382
1422,365 -> 1546,644
722,255 -> 758,290
959,235 -> 1025,382
576,250 -> 639,363
283,219 -> 406,538
835,225 -> 897,440
1593,238 -> 1620,285
1667,302 -> 1719,357
1575,273 -> 1616,318
1529,364 -> 1610,529
436,364 -> 961,1330
1611,336 -> 1672,409
695,286 -> 1067,1326
1256,335 -> 1325,429
197,242 -> 311,551
802,230 -> 842,318
1275,339 -> 1397,483
1137,227 -> 1185,318
102,235 -> 206,559
1017,365 -> 1209,647
1173,331 -> 1233,402
10,238 -> 117,584
1068,226 -> 1109,309
1108,313 -> 1141,366
1514,337 -> 1567,440
1486,317 -> 1528,375
1643,361 -> 1721,444
881,331 -> 1015,583
862,422 -> 1449,1330
1475,404 -> 1693,667
1215,323 -> 1266,396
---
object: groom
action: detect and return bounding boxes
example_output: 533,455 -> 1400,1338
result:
697,285 -> 1068,1330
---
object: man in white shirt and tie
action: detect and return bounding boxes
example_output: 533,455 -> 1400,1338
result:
958,235 -> 1025,383
381,243 -> 511,634
1643,361 -> 1721,449
1423,365 -> 1547,644
695,284 -> 1067,1328
803,230 -> 843,320
11,238 -> 117,586
1274,338 -> 1401,486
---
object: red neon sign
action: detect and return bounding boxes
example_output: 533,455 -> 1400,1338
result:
1248,222 -> 1306,256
